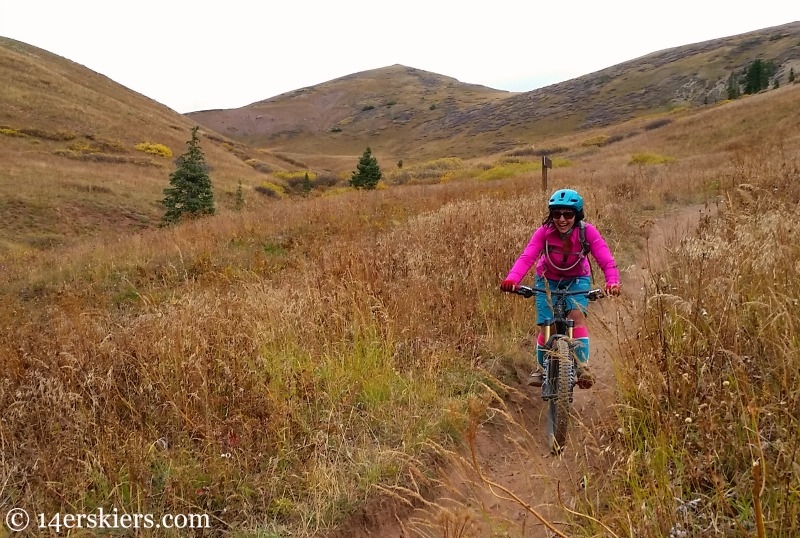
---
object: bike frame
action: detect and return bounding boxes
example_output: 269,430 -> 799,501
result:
515,286 -> 600,392
507,284 -> 604,452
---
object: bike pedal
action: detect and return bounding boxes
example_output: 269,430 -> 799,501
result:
527,372 -> 543,387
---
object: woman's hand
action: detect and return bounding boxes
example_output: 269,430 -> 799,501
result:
605,283 -> 621,296
500,279 -> 517,292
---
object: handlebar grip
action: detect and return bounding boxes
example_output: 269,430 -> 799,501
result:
515,287 -> 534,298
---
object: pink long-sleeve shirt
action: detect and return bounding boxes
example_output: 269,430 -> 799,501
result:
505,222 -> 620,285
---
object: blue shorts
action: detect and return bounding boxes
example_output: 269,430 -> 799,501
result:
534,276 -> 591,325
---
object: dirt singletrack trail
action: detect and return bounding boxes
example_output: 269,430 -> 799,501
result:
325,203 -> 715,538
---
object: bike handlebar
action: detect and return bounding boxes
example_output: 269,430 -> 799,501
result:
506,286 -> 605,301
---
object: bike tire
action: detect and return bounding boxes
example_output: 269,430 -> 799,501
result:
547,338 -> 572,453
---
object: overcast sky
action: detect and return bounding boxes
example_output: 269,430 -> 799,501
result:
1,0 -> 798,113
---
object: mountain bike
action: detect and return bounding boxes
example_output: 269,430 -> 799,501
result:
504,285 -> 605,454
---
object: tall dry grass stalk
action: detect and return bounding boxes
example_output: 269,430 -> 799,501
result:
590,138 -> 800,536
0,117 -> 779,535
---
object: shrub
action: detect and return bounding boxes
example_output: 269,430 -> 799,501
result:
629,152 -> 677,165
244,159 -> 274,174
135,142 -> 173,158
254,182 -> 285,198
67,141 -> 102,154
283,172 -> 317,196
84,136 -> 127,153
314,172 -> 339,189
361,105 -> 375,111
330,127 -> 342,133
644,118 -> 672,131
53,149 -> 159,166
476,162 -> 541,181
274,171 -> 317,181
581,135 -> 610,147
0,127 -> 26,138
19,128 -> 76,141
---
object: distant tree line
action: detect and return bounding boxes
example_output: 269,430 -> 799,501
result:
726,59 -> 780,100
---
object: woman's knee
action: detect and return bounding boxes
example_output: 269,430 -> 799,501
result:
567,309 -> 586,326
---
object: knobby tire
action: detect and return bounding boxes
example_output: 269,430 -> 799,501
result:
549,338 -> 572,453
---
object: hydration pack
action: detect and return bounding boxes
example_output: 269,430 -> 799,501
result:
577,221 -> 590,257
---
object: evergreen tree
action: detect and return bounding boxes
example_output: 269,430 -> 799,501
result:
726,71 -> 741,100
234,180 -> 244,211
349,147 -> 382,190
790,68 -> 795,83
743,59 -> 775,94
301,172 -> 313,196
162,126 -> 215,224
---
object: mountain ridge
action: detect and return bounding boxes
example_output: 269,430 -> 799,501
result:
188,21 -> 800,158
1,22 -> 800,251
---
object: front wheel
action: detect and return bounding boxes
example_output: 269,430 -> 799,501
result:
546,338 -> 572,453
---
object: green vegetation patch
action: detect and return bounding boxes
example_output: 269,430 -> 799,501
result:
1,126 -> 77,141
273,170 -> 317,181
581,134 -> 611,147
475,158 -> 577,181
254,181 -> 285,198
629,152 -> 677,165
20,127 -> 77,141
54,149 -> 160,166
134,142 -> 173,158
0,127 -> 27,138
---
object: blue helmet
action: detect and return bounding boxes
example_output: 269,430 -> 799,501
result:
548,189 -> 583,211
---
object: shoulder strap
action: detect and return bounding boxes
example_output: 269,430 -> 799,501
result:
578,221 -> 590,256
579,221 -> 594,284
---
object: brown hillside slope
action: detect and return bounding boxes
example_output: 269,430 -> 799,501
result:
1,65 -> 799,538
0,37 -> 289,252
189,22 -> 800,159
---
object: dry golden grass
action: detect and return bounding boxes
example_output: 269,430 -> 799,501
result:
3,34 -> 800,537
584,139 -> 800,537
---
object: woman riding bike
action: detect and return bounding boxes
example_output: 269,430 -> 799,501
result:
500,188 -> 621,388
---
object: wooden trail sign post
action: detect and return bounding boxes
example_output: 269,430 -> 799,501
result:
541,155 -> 553,192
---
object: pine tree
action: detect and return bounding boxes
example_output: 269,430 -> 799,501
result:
234,180 -> 244,211
726,71 -> 741,100
790,68 -> 795,83
301,172 -> 313,196
349,147 -> 382,190
743,59 -> 775,95
162,126 -> 215,224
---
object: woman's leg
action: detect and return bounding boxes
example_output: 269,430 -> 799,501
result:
529,276 -> 555,387
568,309 -> 593,388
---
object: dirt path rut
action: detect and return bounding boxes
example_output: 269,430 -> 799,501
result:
325,203 -> 714,538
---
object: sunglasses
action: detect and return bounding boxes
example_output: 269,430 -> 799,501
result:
550,210 -> 576,220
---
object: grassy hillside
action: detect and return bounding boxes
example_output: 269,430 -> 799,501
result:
2,23 -> 800,536
188,65 -> 512,153
2,22 -> 799,254
0,37 -> 302,253
189,22 -> 800,161
2,68 -> 800,536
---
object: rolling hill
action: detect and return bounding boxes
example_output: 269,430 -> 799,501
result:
2,20 -> 800,538
188,21 -> 800,159
1,21 -> 799,253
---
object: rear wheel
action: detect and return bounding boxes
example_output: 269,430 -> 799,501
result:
547,338 -> 572,453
